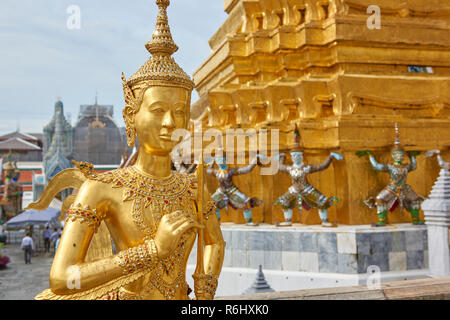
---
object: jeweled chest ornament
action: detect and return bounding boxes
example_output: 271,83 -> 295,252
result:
76,162 -> 197,239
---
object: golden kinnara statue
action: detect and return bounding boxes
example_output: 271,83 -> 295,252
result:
28,0 -> 225,300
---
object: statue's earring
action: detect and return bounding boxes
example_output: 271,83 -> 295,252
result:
121,73 -> 137,147
126,126 -> 136,147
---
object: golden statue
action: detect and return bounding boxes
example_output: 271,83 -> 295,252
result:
27,0 -> 225,300
0,152 -> 23,219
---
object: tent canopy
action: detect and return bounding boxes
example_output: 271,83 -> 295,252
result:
5,208 -> 61,229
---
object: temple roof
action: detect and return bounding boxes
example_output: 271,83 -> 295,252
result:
0,137 -> 42,151
0,132 -> 40,143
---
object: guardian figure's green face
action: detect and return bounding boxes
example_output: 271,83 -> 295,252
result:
392,150 -> 405,163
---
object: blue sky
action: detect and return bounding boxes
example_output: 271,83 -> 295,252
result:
0,0 -> 227,135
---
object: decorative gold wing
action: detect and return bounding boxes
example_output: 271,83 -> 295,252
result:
27,166 -> 113,265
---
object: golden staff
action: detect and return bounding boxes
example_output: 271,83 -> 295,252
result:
193,157 -> 205,293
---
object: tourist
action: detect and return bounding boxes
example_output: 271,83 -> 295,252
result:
21,233 -> 34,264
55,233 -> 61,251
43,226 -> 51,253
50,228 -> 59,252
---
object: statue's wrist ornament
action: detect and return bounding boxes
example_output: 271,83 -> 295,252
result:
192,273 -> 219,300
116,240 -> 158,275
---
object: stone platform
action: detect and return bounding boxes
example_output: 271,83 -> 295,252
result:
218,277 -> 450,300
187,223 -> 430,297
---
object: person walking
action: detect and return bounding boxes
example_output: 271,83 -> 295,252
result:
54,233 -> 61,251
50,228 -> 59,253
21,233 -> 35,264
43,226 -> 52,253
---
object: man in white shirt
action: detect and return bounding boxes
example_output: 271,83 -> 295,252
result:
21,233 -> 34,264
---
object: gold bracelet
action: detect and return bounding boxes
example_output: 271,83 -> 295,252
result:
66,204 -> 105,232
116,240 -> 158,275
203,200 -> 217,220
192,273 -> 219,300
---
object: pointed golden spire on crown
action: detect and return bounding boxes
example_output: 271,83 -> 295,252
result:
124,0 -> 194,92
145,0 -> 178,56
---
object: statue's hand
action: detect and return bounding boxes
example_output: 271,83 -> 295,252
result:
256,154 -> 268,166
408,151 -> 421,157
356,150 -> 371,157
425,150 -> 440,158
256,154 -> 268,161
272,153 -> 286,161
154,210 -> 204,259
330,152 -> 343,161
204,157 -> 214,167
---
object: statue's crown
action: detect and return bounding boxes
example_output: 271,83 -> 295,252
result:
123,0 -> 194,92
392,123 -> 405,152
291,123 -> 303,151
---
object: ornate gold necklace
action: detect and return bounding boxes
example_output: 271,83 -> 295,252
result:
115,166 -> 196,239
77,162 -> 198,299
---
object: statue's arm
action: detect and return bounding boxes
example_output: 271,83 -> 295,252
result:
407,154 -> 418,172
49,181 -> 126,295
235,157 -> 258,176
202,203 -> 225,275
425,150 -> 450,169
187,163 -> 198,174
308,155 -> 333,173
206,163 -> 217,176
437,155 -> 450,170
369,155 -> 388,171
194,200 -> 225,299
277,154 -> 289,173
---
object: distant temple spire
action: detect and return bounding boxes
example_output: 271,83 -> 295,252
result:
43,98 -> 73,183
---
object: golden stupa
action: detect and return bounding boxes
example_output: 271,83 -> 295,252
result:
191,0 -> 450,225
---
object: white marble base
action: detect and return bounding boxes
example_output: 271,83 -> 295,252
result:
185,265 -> 430,297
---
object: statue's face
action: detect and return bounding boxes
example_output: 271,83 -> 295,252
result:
134,86 -> 190,154
392,150 -> 405,163
290,151 -> 303,165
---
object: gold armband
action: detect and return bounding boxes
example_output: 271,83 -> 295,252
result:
116,240 -> 158,275
192,273 -> 219,300
66,204 -> 105,232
